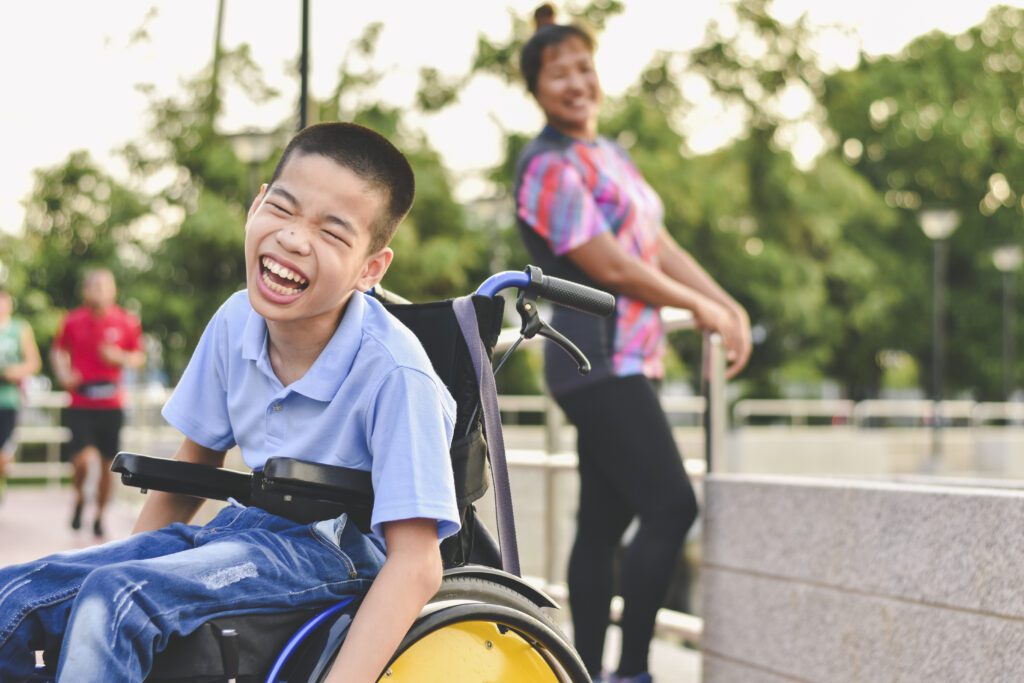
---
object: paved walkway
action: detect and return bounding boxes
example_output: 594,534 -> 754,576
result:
0,486 -> 700,681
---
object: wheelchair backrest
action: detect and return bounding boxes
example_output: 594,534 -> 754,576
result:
376,294 -> 506,568
379,296 -> 504,438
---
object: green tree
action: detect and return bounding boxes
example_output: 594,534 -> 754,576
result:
824,4 -> 1024,399
8,152 -> 150,353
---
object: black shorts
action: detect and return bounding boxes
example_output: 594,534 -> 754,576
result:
0,408 -> 16,450
62,408 -> 124,462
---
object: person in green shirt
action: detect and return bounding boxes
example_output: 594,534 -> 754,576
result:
0,288 -> 42,499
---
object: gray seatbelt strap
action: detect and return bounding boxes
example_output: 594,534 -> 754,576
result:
452,296 -> 521,577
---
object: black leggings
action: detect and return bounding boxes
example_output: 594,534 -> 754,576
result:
556,374 -> 698,677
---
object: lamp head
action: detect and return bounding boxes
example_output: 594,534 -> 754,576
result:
918,208 -> 960,240
993,245 -> 1024,273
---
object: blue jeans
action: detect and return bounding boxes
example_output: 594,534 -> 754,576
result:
0,502 -> 384,682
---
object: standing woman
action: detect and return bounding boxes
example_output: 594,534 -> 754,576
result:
514,6 -> 752,682
0,289 -> 43,501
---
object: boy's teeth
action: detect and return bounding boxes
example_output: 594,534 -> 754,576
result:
261,257 -> 307,285
262,270 -> 302,295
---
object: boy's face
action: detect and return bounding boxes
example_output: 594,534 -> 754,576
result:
243,152 -> 393,326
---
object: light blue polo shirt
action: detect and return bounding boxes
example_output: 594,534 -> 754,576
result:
162,290 -> 461,543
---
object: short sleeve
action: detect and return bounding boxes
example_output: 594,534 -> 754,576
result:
517,153 -> 612,256
367,367 -> 460,541
161,305 -> 235,451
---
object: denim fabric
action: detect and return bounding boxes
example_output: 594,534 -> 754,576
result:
0,503 -> 384,682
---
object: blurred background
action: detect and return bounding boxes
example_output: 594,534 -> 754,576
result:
3,0 -> 1024,403
6,2 -> 1024,677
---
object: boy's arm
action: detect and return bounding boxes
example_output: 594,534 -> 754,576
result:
132,437 -> 227,533
323,518 -> 442,683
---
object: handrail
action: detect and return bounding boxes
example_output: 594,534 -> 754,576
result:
734,399 -> 856,427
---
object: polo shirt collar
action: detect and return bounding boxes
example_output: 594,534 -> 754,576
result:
241,292 -> 366,402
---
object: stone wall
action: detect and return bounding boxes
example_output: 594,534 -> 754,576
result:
702,474 -> 1024,682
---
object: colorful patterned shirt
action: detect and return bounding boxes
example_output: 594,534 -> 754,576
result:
515,126 -> 666,395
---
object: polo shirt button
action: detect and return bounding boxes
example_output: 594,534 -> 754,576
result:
272,404 -> 282,412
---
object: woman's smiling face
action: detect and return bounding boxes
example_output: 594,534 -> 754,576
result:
243,152 -> 392,327
533,35 -> 602,139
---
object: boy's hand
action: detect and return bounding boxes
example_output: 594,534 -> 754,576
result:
133,438 -> 226,532
324,519 -> 442,683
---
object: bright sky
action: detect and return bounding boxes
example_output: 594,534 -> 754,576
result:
0,0 -> 1019,234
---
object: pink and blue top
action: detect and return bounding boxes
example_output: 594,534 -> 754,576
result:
515,125 -> 666,396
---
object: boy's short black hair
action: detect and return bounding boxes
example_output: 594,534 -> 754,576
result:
520,4 -> 595,94
270,122 -> 415,253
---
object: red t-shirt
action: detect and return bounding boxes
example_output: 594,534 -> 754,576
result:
54,305 -> 143,409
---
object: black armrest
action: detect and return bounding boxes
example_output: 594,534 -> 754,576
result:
111,452 -> 252,504
259,457 -> 373,506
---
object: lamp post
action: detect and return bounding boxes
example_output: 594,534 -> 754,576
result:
993,245 -> 1023,401
226,129 -> 278,199
299,0 -> 309,130
918,208 -> 960,471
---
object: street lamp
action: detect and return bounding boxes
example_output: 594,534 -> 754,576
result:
226,129 -> 278,199
918,208 -> 960,471
993,244 -> 1023,401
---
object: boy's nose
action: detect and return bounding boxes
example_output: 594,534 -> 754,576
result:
277,228 -> 311,255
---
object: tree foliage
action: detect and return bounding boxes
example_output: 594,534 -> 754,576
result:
824,4 -> 1024,399
7,3 -> 1024,399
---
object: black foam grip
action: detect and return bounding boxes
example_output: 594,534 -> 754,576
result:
538,275 -> 616,316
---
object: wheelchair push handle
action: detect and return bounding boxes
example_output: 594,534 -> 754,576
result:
475,265 -> 615,317
526,266 -> 615,317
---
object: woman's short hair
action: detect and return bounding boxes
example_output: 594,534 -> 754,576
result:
519,4 -> 595,94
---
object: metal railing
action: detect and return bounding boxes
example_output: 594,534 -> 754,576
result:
733,397 -> 1024,428
7,386 -> 176,485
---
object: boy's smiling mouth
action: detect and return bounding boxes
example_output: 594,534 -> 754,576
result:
258,255 -> 310,299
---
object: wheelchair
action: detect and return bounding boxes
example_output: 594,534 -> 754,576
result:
32,266 -> 614,682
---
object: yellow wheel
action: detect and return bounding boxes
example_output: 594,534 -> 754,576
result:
382,620 -> 560,682
378,575 -> 589,682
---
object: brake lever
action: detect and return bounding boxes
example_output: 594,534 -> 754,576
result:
517,290 -> 592,375
536,320 -> 591,375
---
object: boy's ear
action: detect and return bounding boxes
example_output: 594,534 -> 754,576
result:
356,247 -> 394,292
247,184 -> 269,220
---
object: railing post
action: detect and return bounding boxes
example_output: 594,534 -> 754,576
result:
543,393 -> 563,586
703,333 -> 726,474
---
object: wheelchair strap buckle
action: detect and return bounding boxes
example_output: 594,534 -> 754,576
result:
214,626 -> 239,681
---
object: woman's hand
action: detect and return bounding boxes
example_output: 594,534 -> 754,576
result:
725,305 -> 752,379
693,298 -> 751,379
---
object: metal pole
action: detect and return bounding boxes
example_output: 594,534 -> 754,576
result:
299,0 -> 310,130
211,0 -> 226,106
703,332 -> 726,473
930,238 -> 947,470
1004,270 -> 1015,400
543,395 -> 562,586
